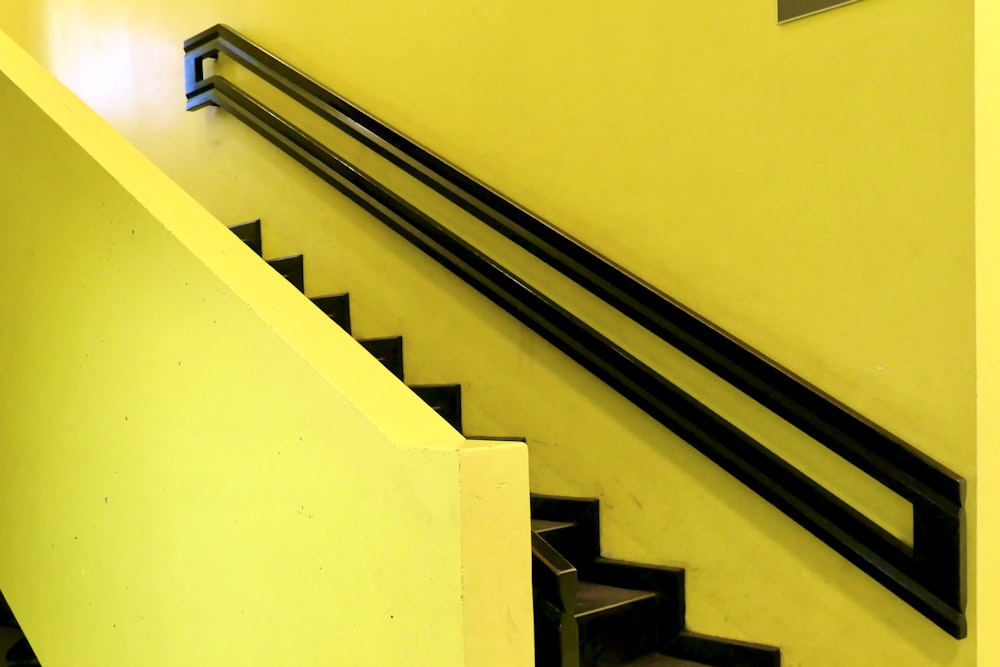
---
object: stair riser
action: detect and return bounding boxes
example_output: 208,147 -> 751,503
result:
579,597 -> 658,667
530,496 -> 600,566
267,255 -> 305,293
311,294 -> 351,334
230,219 -> 263,256
359,337 -> 404,380
537,525 -> 593,573
411,385 -> 462,432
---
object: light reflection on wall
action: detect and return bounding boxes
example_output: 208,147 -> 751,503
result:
42,4 -> 176,138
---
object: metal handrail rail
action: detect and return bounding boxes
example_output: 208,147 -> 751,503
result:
183,25 -> 966,637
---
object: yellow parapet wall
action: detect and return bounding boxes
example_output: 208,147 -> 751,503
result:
0,30 -> 531,667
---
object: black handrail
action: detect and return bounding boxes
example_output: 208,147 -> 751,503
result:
184,25 -> 966,638
531,532 -> 579,667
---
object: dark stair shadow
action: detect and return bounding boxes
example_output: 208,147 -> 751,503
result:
531,494 -> 781,667
227,220 -> 781,667
230,220 -> 463,430
0,593 -> 39,667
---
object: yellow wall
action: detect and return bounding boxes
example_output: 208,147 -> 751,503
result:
975,0 -> 999,662
0,1 -> 979,666
0,30 -> 531,667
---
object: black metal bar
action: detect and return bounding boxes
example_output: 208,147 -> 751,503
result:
532,532 -> 579,667
183,29 -> 967,638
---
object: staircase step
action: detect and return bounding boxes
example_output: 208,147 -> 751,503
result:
5,636 -> 39,666
465,435 -> 527,443
577,581 -> 658,666
224,220 -> 779,667
623,655 -> 710,667
530,495 -> 601,567
665,631 -> 781,667
576,581 -> 656,618
228,219 -> 262,256
359,337 -> 404,380
410,384 -> 462,432
311,294 -> 352,334
586,557 -> 685,644
532,518 -> 576,535
267,255 -> 305,292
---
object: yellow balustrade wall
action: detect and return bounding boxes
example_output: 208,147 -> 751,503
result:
0,30 -> 531,667
0,1 -> 981,665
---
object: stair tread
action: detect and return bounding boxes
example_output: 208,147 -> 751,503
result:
576,580 -> 656,618
266,254 -> 303,265
531,518 -> 575,534
358,335 -> 403,344
622,655 -> 710,667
